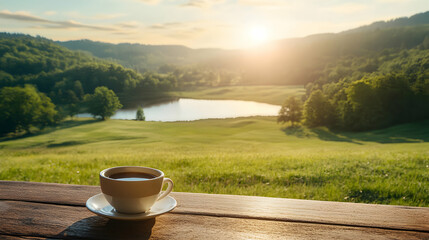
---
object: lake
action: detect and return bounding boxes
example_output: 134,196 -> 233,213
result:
78,98 -> 281,122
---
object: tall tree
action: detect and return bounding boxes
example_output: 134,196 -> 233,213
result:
303,90 -> 336,128
0,85 -> 58,135
84,86 -> 122,120
277,96 -> 302,126
136,106 -> 145,121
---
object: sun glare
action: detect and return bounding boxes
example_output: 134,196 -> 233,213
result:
249,25 -> 269,46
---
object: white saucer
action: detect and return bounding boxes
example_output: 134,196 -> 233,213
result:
86,193 -> 177,220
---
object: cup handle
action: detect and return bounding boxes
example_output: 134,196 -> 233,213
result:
157,178 -> 173,201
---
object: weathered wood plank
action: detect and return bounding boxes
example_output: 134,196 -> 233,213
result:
0,181 -> 99,206
1,200 -> 428,240
1,181 -> 428,232
172,192 -> 429,233
0,236 -> 53,240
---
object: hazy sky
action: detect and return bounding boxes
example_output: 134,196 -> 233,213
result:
0,0 -> 427,49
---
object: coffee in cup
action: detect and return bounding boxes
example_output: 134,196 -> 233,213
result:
99,166 -> 173,214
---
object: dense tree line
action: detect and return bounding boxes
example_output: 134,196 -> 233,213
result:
0,85 -> 58,134
297,47 -> 429,131
58,39 -> 234,72
0,34 -> 237,102
0,85 -> 124,135
0,34 -> 140,134
158,64 -> 241,88
0,33 -> 94,77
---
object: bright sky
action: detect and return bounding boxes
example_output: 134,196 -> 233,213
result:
0,0 -> 427,49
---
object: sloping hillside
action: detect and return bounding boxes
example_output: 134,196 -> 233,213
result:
57,11 -> 429,86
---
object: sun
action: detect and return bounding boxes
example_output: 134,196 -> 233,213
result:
249,25 -> 269,45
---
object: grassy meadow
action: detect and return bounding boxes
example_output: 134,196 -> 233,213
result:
0,116 -> 428,207
170,85 -> 305,105
118,85 -> 303,109
120,85 -> 304,107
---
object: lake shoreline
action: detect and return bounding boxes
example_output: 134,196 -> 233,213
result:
77,98 -> 281,122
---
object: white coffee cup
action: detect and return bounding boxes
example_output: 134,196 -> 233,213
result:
99,166 -> 173,214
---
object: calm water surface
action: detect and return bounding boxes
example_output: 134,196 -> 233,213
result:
78,98 -> 281,122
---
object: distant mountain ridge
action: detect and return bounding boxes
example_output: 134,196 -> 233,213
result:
0,33 -> 165,106
56,39 -> 234,72
57,11 -> 429,75
346,11 -> 429,33
2,10 -> 428,88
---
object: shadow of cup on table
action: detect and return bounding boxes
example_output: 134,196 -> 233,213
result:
54,216 -> 156,240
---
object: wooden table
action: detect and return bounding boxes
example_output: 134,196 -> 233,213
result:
0,181 -> 428,239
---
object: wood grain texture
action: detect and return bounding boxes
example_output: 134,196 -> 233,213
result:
1,181 -> 428,232
172,192 -> 429,233
0,236 -> 52,240
0,181 -> 99,206
1,200 -> 428,240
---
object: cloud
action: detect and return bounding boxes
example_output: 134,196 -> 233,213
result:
147,21 -> 210,39
44,20 -> 116,31
180,0 -> 225,8
64,11 -> 124,20
112,30 -> 138,35
0,10 -> 117,31
328,3 -> 368,14
116,21 -> 139,29
43,11 -> 57,16
0,10 -> 51,23
149,22 -> 184,29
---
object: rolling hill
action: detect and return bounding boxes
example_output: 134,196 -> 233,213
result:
56,11 -> 429,85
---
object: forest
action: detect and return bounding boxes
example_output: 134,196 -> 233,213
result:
0,11 -> 429,133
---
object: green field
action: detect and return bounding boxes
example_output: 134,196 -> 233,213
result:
170,85 -> 305,105
0,117 -> 428,206
119,85 -> 304,108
